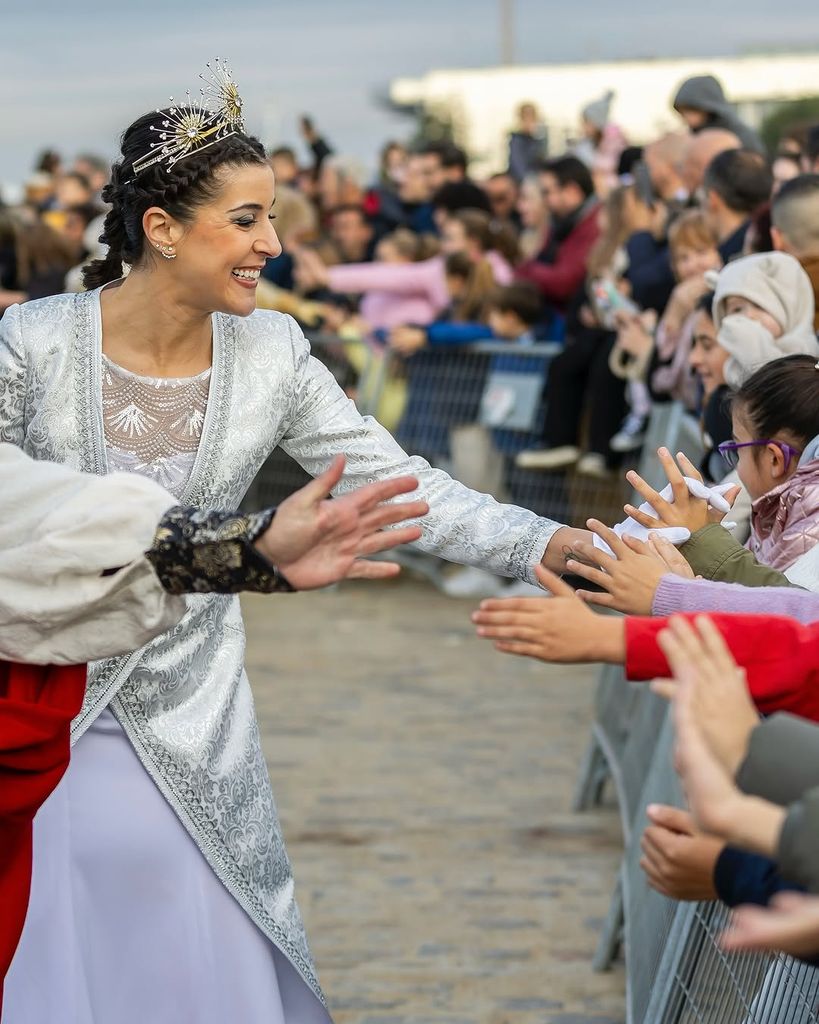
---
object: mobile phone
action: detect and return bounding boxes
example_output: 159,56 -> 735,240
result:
632,160 -> 656,210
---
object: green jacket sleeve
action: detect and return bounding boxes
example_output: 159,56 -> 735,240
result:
679,524 -> 795,588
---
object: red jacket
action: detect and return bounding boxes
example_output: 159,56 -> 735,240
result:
626,614 -> 819,721
515,202 -> 601,308
0,661 -> 86,1012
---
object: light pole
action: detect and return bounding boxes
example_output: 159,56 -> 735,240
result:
500,0 -> 515,65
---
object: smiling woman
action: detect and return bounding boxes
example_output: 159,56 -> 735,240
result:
0,60 -> 588,1024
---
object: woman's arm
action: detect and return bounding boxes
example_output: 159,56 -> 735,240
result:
279,317 -> 571,580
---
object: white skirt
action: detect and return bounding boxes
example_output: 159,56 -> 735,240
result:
4,710 -> 331,1024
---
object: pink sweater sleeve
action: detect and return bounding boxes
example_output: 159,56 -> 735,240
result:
651,574 -> 819,624
327,257 -> 449,310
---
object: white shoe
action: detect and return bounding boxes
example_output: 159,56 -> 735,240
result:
576,452 -> 610,478
441,565 -> 506,598
503,579 -> 546,598
515,445 -> 581,470
610,413 -> 648,453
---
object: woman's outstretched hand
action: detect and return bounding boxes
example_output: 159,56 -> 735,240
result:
471,565 -> 626,664
256,455 -> 428,590
624,448 -> 740,535
565,519 -> 695,616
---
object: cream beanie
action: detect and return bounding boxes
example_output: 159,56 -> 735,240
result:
711,251 -> 819,386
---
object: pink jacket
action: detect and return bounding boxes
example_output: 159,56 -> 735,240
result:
748,459 -> 819,572
327,252 -> 514,330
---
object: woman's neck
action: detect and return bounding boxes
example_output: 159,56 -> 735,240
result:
98,271 -> 213,377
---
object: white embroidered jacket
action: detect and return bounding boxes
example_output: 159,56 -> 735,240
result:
0,288 -> 562,1002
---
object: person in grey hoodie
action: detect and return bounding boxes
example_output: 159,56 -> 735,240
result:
673,75 -> 765,154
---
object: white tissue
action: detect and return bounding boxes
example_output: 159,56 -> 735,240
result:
592,477 -> 737,558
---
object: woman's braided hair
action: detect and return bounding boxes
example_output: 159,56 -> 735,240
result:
83,109 -> 267,289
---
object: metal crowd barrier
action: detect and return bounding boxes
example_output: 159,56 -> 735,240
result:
622,713 -> 819,1024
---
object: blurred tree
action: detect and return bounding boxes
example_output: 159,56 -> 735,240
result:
760,96 -> 819,153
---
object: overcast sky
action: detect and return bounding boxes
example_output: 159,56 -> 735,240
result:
3,0 -> 819,189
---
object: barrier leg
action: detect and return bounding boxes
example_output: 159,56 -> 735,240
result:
593,876 -> 624,972
572,733 -> 610,811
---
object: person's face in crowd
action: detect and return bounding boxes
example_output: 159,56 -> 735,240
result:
60,210 -> 91,254
771,156 -> 801,196
722,295 -> 784,339
674,244 -> 721,282
73,159 -> 108,195
677,106 -> 709,132
517,177 -> 547,230
319,165 -> 363,212
445,271 -> 469,300
270,153 -> 298,187
55,174 -> 92,209
518,103 -> 539,134
150,163 -> 281,319
730,406 -> 798,501
488,307 -> 525,340
439,217 -> 480,260
399,155 -> 432,203
374,237 -> 407,263
382,144 -> 407,186
581,116 -> 601,142
329,209 -> 372,262
688,310 -> 727,398
295,168 -> 317,201
540,171 -> 583,219
420,152 -> 446,195
485,175 -> 518,220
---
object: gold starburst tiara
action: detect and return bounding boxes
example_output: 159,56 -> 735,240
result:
131,58 -> 245,177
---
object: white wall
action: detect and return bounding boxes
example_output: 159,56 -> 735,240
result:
391,53 -> 819,176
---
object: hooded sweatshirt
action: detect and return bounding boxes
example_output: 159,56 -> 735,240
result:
673,75 -> 764,153
712,251 -> 819,387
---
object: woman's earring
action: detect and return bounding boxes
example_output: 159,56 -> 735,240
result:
154,242 -> 177,260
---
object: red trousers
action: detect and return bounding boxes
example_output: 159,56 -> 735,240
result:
0,661 -> 86,1014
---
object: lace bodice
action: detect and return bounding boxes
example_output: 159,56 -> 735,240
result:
102,355 -> 211,499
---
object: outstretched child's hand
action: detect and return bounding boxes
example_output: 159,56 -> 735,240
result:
566,519 -> 693,616
471,565 -> 625,664
624,448 -> 740,535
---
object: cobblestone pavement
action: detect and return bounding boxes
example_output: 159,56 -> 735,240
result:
243,577 -> 626,1024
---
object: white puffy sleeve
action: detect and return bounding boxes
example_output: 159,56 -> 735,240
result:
278,318 -> 563,583
0,444 -> 185,664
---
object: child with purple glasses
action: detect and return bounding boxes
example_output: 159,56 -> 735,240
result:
722,355 -> 819,577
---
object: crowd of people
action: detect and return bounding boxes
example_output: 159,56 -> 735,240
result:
4,61 -> 819,1016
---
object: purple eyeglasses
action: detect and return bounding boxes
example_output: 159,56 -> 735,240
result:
717,440 -> 802,470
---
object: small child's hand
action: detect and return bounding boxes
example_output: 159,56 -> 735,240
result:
624,449 -> 740,535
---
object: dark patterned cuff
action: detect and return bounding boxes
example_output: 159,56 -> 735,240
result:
146,506 -> 296,595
